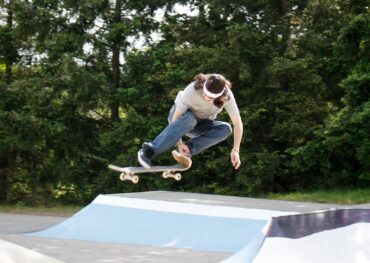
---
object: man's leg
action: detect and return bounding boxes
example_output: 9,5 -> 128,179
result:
138,107 -> 197,167
185,120 -> 232,156
150,108 -> 197,154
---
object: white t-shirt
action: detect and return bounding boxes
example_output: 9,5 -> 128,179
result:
174,82 -> 240,120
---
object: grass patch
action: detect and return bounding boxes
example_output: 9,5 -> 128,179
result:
1,188 -> 369,216
0,204 -> 82,217
266,188 -> 370,205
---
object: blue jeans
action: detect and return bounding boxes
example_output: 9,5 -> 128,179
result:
149,105 -> 232,156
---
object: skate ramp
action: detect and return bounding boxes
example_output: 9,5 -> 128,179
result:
27,194 -> 292,253
26,194 -> 370,262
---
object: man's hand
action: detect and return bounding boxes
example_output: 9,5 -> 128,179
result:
177,142 -> 190,157
230,149 -> 241,169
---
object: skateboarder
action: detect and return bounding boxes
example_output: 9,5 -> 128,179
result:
138,73 -> 243,170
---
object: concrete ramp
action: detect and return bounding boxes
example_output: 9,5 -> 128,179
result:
27,194 -> 291,254
0,239 -> 64,263
24,193 -> 370,262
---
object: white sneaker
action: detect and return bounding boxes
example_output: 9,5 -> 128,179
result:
171,150 -> 192,167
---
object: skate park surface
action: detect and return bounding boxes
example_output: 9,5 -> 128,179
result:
0,191 -> 369,263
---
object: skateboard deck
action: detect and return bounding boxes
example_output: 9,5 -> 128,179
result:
108,163 -> 190,184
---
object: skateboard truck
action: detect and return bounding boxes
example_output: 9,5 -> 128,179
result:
109,163 -> 189,184
118,170 -> 182,184
119,172 -> 140,184
162,171 -> 182,181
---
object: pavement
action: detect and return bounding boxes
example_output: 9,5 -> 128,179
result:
0,191 -> 369,263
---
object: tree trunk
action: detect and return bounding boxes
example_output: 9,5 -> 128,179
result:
111,46 -> 120,121
0,158 -> 8,201
5,0 -> 13,83
110,0 -> 123,121
0,149 -> 15,202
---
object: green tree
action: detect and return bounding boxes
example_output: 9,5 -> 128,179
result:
289,13 -> 370,189
0,0 -> 20,83
0,0 -> 367,204
118,0 -> 334,195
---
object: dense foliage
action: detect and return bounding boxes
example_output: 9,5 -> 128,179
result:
0,0 -> 369,205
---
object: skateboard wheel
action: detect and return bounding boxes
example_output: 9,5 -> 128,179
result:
119,173 -> 126,181
132,175 -> 139,184
174,173 -> 181,181
162,172 -> 169,178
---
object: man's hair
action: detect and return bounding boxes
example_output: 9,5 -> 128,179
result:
194,73 -> 231,108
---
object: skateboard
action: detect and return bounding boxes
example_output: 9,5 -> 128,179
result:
108,163 -> 191,184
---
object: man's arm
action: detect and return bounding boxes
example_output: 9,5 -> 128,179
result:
230,115 -> 243,169
171,110 -> 183,123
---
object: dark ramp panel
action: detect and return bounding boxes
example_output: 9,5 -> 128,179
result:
267,208 -> 370,238
250,208 -> 370,263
